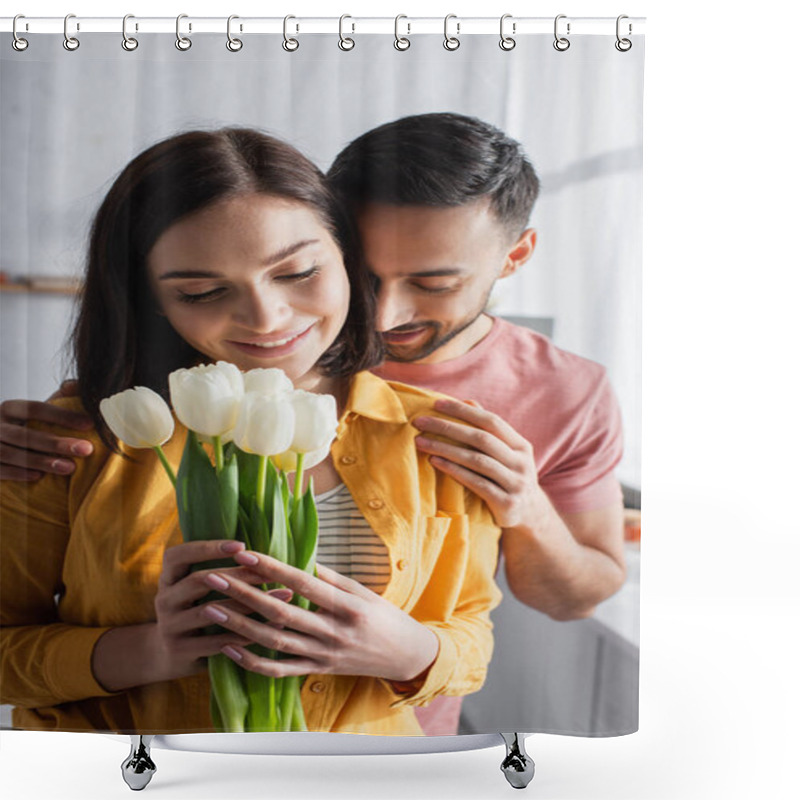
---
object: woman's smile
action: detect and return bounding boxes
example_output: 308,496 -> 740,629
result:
228,323 -> 317,358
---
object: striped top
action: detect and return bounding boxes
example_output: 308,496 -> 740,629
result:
315,483 -> 391,594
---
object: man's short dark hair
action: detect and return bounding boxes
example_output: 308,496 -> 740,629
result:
327,112 -> 539,238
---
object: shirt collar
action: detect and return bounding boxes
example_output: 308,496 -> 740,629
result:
342,371 -> 408,424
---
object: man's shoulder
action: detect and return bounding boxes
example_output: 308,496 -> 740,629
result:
491,317 -> 608,383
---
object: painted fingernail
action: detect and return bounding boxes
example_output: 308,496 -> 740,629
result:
221,645 -> 243,661
205,573 -> 230,591
220,540 -> 243,554
235,551 -> 259,566
204,605 -> 229,623
52,459 -> 75,474
71,442 -> 93,456
267,588 -> 293,602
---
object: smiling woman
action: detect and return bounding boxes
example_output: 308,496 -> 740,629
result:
148,194 -> 350,390
0,128 -> 502,737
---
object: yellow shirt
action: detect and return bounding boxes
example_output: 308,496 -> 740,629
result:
1,372 -> 501,735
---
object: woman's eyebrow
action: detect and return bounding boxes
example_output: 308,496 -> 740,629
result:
158,239 -> 320,280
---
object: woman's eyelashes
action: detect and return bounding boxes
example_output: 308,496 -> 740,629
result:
176,265 -> 321,304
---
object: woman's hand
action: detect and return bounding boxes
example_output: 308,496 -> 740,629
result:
200,551 -> 440,685
92,540 -> 265,692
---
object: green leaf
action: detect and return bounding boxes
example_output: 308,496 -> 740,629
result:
295,483 -> 319,575
236,448 -> 263,502
217,452 -> 239,540
268,476 -> 289,565
175,431 -> 219,542
208,653 -> 249,732
248,495 -> 270,555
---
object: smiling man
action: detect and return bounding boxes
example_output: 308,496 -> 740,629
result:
324,114 -> 627,735
0,113 -> 627,735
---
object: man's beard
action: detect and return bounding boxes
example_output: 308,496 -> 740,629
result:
383,308 -> 486,363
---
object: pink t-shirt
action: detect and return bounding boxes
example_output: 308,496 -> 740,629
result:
372,316 -> 624,735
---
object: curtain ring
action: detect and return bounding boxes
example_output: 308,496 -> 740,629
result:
338,14 -> 355,51
63,13 -> 80,51
226,15 -> 243,51
443,14 -> 460,51
283,15 -> 299,52
553,14 -> 570,51
175,14 -> 192,51
499,14 -> 516,51
12,15 -> 29,52
122,15 -> 138,51
394,15 -> 410,51
615,15 -> 632,52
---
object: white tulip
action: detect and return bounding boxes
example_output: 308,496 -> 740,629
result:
271,445 -> 329,473
168,362 -> 244,438
289,390 -> 339,454
243,368 -> 293,397
233,393 -> 296,456
100,386 -> 174,448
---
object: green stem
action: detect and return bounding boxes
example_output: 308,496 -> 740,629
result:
292,688 -> 308,731
208,653 -> 248,732
256,456 -> 268,513
213,436 -> 224,476
153,445 -> 176,486
293,452 -> 305,506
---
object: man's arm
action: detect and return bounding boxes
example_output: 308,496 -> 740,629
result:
0,382 -> 93,481
412,397 -> 626,619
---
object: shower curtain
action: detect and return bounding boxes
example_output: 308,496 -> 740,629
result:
0,18 -> 644,741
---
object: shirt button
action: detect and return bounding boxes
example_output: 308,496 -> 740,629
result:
310,681 -> 326,693
340,455 -> 357,465
368,499 -> 384,510
396,559 -> 408,571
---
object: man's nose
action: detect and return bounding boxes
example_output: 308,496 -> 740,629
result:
374,283 -> 414,332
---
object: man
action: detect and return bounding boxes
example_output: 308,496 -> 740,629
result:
0,113 -> 627,733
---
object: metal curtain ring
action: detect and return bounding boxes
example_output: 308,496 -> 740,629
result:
122,14 -> 138,51
443,14 -> 460,51
283,15 -> 299,52
338,14 -> 355,51
394,15 -> 410,51
63,13 -> 80,51
499,14 -> 516,51
227,15 -> 243,51
12,14 -> 29,51
553,14 -> 570,52
615,15 -> 632,51
175,14 -> 192,50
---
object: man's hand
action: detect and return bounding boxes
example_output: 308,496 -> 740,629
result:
412,397 -> 540,528
0,381 -> 94,481
413,396 -> 626,619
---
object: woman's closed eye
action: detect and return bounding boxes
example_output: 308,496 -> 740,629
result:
273,265 -> 320,283
178,287 -> 228,304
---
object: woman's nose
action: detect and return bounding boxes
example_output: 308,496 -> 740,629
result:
235,287 -> 290,331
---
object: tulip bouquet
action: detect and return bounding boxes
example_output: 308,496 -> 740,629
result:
99,362 -> 339,732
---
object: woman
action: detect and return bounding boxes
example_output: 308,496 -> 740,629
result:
0,129 -> 501,735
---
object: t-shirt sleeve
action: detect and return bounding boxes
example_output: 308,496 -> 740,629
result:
539,371 -> 624,514
0,437 -> 117,709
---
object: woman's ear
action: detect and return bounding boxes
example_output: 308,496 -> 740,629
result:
500,229 -> 537,279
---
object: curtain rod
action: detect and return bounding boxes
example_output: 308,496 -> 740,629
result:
1,16 -> 645,36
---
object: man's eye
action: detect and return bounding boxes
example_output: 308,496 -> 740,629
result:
177,288 -> 226,304
413,283 -> 457,294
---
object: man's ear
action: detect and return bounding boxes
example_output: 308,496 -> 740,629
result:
499,229 -> 537,279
